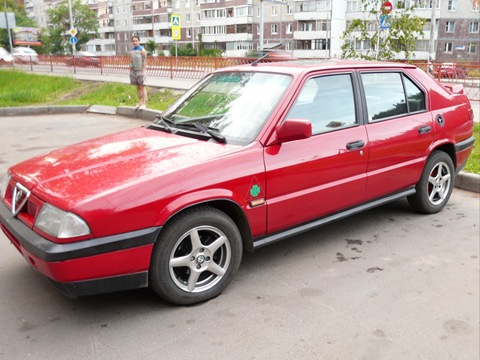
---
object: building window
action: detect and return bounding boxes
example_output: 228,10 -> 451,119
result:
445,21 -> 455,32
186,14 -> 191,22
467,43 -> 477,53
272,6 -> 277,16
286,5 -> 292,15
299,21 -> 313,31
470,21 -> 479,33
447,0 -> 457,11
444,42 -> 453,52
271,24 -> 278,34
416,40 -> 429,51
347,0 -> 361,12
286,23 -> 293,34
187,29 -> 191,38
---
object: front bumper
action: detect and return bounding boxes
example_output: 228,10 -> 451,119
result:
0,200 -> 161,297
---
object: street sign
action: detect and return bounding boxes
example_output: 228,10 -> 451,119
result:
69,36 -> 77,44
381,1 -> 393,14
69,28 -> 77,36
171,14 -> 181,40
380,15 -> 391,29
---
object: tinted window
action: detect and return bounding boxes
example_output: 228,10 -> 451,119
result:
404,75 -> 426,112
361,72 -> 426,121
362,72 -> 407,121
287,74 -> 357,134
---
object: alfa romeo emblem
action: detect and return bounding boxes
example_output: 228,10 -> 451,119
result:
12,182 -> 30,216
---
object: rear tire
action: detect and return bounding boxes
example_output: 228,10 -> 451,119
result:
149,206 -> 243,305
408,151 -> 455,214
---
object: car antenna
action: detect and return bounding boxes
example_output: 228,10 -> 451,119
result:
251,43 -> 284,67
251,52 -> 271,67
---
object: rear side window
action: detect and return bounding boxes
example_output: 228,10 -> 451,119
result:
361,72 -> 425,122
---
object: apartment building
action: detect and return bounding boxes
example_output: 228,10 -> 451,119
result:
23,0 -> 479,61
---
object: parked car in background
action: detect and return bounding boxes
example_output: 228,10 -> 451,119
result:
12,47 -> 39,64
433,62 -> 467,79
0,60 -> 475,305
66,51 -> 101,67
0,47 -> 13,65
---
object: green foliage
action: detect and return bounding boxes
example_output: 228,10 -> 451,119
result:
145,40 -> 157,56
200,49 -> 222,57
341,0 -> 425,61
464,123 -> 480,174
47,0 -> 99,55
169,43 -> 197,56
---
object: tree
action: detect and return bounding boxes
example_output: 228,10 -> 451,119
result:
341,0 -> 426,61
145,39 -> 157,56
47,0 -> 98,55
0,0 -> 38,50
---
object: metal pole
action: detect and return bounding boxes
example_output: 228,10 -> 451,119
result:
259,0 -> 264,51
68,0 -> 76,54
428,0 -> 438,61
4,0 -> 15,68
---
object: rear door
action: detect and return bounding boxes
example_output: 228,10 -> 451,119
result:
359,71 -> 433,200
264,72 -> 368,233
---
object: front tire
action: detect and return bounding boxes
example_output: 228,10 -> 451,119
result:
149,206 -> 243,305
408,151 -> 455,214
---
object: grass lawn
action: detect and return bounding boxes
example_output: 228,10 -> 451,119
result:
0,69 -> 478,174
0,69 -> 180,111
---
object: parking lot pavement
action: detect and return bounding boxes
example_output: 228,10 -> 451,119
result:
0,113 -> 478,359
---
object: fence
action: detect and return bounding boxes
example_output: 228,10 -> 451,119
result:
5,55 -> 480,101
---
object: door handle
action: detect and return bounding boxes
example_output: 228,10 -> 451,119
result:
418,125 -> 432,134
346,140 -> 365,151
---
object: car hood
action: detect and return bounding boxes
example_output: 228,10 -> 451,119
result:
10,127 -> 239,209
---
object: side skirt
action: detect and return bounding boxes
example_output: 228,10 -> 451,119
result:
253,187 -> 416,250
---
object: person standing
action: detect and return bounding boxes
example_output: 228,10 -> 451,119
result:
129,36 -> 148,110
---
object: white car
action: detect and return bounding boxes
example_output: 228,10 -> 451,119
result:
12,47 -> 39,64
0,47 -> 13,65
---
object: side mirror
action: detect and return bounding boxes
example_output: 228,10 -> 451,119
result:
274,118 -> 312,143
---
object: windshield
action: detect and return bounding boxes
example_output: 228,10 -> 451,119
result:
156,71 -> 292,144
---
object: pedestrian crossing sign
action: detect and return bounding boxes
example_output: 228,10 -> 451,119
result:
171,15 -> 180,27
171,14 -> 181,40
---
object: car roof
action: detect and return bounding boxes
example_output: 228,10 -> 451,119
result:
215,59 -> 416,77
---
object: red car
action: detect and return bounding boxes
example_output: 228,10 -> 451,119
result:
0,61 -> 475,305
432,62 -> 467,79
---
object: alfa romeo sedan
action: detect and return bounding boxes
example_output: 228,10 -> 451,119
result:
0,61 -> 475,305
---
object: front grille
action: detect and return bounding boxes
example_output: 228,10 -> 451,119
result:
3,179 -> 43,229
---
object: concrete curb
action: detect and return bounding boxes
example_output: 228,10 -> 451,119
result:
455,171 -> 480,193
0,104 -> 478,193
0,105 -> 90,116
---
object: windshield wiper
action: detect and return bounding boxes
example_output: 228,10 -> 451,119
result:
151,115 -> 176,133
193,123 -> 226,143
173,122 -> 226,143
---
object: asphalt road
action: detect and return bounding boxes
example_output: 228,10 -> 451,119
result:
0,113 -> 478,360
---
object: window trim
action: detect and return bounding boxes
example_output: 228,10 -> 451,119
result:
358,70 -> 427,124
284,71 -> 362,134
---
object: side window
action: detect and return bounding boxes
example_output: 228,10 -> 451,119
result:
403,75 -> 426,112
362,72 -> 407,121
362,72 -> 426,121
287,74 -> 357,134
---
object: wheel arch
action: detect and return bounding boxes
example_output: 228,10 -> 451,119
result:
431,143 -> 456,171
161,199 -> 254,252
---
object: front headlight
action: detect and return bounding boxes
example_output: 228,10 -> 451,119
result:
35,203 -> 91,238
1,173 -> 11,199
